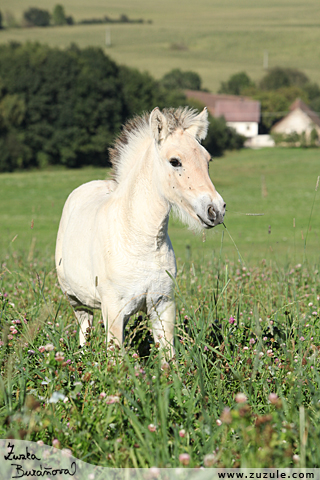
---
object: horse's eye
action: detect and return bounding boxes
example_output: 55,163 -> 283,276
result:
169,158 -> 182,168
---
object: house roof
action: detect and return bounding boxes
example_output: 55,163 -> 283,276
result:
289,98 -> 320,128
185,90 -> 261,123
271,98 -> 320,132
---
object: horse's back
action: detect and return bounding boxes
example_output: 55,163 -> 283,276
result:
55,179 -> 117,304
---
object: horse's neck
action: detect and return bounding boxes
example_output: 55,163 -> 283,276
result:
116,143 -> 171,249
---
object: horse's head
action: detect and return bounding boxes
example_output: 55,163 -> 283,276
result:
150,107 -> 226,230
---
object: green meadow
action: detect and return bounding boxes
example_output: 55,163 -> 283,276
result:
1,0 -> 320,468
1,148 -> 319,265
1,148 -> 320,467
1,0 -> 320,91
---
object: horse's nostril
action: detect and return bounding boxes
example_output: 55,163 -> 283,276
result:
223,203 -> 226,209
208,205 -> 217,220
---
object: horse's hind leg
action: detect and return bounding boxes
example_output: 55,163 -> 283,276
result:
75,308 -> 94,346
68,295 -> 93,346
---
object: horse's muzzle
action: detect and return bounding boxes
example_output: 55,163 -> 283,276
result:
197,202 -> 226,229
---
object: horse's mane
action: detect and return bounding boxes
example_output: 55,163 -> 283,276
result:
109,107 -> 202,183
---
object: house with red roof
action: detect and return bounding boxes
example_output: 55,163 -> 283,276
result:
185,90 -> 261,138
271,98 -> 320,139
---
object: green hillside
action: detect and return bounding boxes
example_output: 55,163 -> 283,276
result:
1,0 -> 320,91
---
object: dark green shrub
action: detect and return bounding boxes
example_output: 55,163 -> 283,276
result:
23,8 -> 51,27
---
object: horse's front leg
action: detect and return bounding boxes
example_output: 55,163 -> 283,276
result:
149,299 -> 176,359
101,299 -> 125,348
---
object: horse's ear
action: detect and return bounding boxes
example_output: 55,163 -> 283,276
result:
149,107 -> 168,143
186,107 -> 209,141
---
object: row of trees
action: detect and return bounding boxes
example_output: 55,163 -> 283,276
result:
0,6 -> 151,29
0,6 -> 73,28
218,67 -> 320,131
0,42 -> 243,172
23,5 -> 73,27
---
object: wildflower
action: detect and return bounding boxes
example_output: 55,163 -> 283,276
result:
216,419 -> 222,426
204,453 -> 216,467
259,352 -> 264,358
62,448 -> 72,457
149,467 -> 160,477
293,454 -> 300,463
148,424 -> 157,432
179,453 -> 190,465
38,346 -> 45,353
179,429 -> 186,438
52,439 -> 60,448
299,336 -> 305,342
161,362 -> 170,371
263,337 -> 268,341
99,392 -> 107,399
132,353 -> 139,359
204,345 -> 208,351
45,344 -> 54,351
243,346 -> 249,351
228,316 -> 235,324
27,350 -> 35,355
235,393 -> 247,403
267,349 -> 273,357
55,351 -> 65,362
249,338 -> 255,345
106,395 -> 120,404
312,311 -> 318,316
49,392 -> 66,403
220,407 -> 232,424
268,393 -> 279,404
37,440 -> 44,446
308,302 -> 313,307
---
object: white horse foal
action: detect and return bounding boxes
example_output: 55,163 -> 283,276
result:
55,107 -> 225,357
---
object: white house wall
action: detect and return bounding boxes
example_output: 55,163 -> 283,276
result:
272,109 -> 320,135
226,121 -> 258,138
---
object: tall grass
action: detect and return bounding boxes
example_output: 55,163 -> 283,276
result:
1,248 -> 320,467
0,150 -> 319,466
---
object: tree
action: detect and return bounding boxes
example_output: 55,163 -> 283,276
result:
260,67 -> 309,91
218,72 -> 254,95
0,43 -> 243,172
23,8 -> 51,27
52,5 -> 68,26
160,69 -> 202,91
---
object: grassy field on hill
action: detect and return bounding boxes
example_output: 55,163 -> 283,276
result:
1,0 -> 320,91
